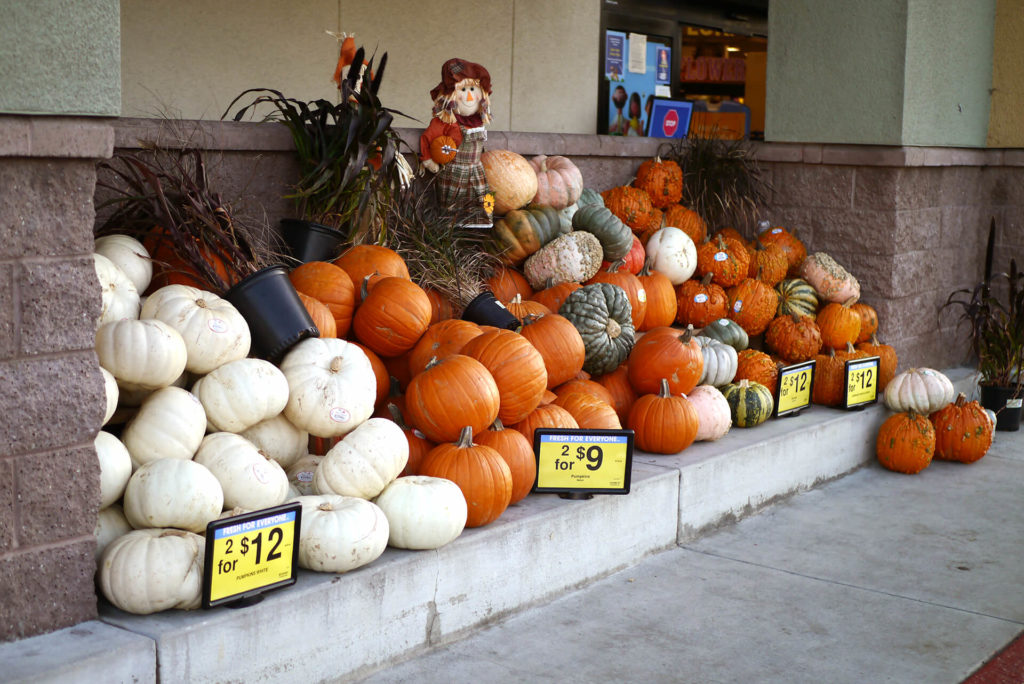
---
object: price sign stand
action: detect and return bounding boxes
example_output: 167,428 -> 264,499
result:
774,360 -> 816,418
843,355 -> 881,410
532,428 -> 633,499
203,502 -> 301,609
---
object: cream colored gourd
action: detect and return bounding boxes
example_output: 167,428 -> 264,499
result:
122,459 -> 224,532
115,369 -> 190,408
313,418 -> 408,499
98,528 -> 206,614
644,226 -> 697,285
100,366 -> 119,426
240,414 -> 309,470
95,318 -> 188,390
191,358 -> 289,433
140,284 -> 251,374
696,335 -> 738,387
529,154 -> 584,209
194,432 -> 290,511
374,476 -> 467,550
286,454 -> 322,496
121,386 -> 207,467
95,430 -> 132,508
295,495 -> 389,573
688,384 -> 732,441
279,337 -> 377,438
94,504 -> 132,562
883,367 -> 956,415
522,230 -> 604,290
93,252 -> 141,327
94,234 -> 152,294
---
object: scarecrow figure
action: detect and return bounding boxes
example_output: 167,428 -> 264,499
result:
419,58 -> 495,228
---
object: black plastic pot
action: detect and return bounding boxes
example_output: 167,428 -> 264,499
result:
225,265 -> 319,362
979,384 -> 1022,432
280,219 -> 345,264
461,290 -> 520,330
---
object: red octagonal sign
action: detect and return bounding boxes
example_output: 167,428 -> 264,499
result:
662,110 -> 679,136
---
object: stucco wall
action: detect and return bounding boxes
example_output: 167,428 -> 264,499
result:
988,0 -> 1024,147
0,0 -> 120,116
120,0 -> 600,133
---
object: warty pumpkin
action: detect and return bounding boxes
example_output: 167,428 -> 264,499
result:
929,393 -> 993,464
634,157 -> 683,209
601,185 -> 656,233
734,348 -> 781,397
523,230 -> 605,290
756,225 -> 807,277
419,426 -> 513,527
696,235 -> 750,288
628,378 -> 699,454
765,312 -> 823,363
727,276 -> 779,336
799,252 -> 860,304
876,411 -> 934,474
676,273 -> 729,328
663,205 -> 707,245
490,205 -> 568,266
747,239 -> 789,287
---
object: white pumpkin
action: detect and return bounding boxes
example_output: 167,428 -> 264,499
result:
191,359 -> 289,433
140,285 -> 251,374
122,458 -> 224,532
286,454 -> 323,496
696,336 -> 738,387
98,528 -> 206,614
94,234 -> 152,294
94,504 -> 133,562
194,432 -> 290,511
240,414 -> 309,470
116,368 -> 190,408
95,318 -> 188,390
100,366 -> 119,425
688,384 -> 732,441
883,367 -> 956,415
295,494 -> 389,573
374,476 -> 467,550
121,387 -> 207,467
313,418 -> 408,499
279,337 -> 377,438
93,252 -> 141,327
95,430 -> 132,508
644,226 -> 697,285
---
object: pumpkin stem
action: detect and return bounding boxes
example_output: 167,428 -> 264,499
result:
954,392 -> 967,407
700,272 -> 714,286
360,272 -> 380,301
845,342 -> 856,353
680,324 -> 695,344
196,298 -> 208,308
424,355 -> 442,370
659,378 -> 672,398
510,294 -> 522,304
387,402 -> 409,429
456,425 -> 474,447
842,295 -> 859,307
329,357 -> 344,373
606,317 -> 622,340
491,418 -> 505,431
318,502 -> 334,512
608,259 -> 626,273
790,311 -> 803,324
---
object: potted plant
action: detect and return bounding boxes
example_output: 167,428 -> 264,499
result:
942,218 -> 1023,430
96,146 -> 318,361
223,46 -> 414,259
377,175 -> 517,329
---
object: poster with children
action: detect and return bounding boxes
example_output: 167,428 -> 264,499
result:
605,30 -> 672,136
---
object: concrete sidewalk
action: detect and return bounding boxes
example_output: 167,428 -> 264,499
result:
360,428 -> 1024,684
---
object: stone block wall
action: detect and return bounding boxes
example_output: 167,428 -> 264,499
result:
759,145 -> 1024,370
0,116 -> 112,642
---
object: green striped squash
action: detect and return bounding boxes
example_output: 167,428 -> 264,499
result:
721,378 -> 774,427
775,278 -> 819,319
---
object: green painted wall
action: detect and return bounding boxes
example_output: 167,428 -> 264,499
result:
766,0 -> 996,147
0,0 -> 120,116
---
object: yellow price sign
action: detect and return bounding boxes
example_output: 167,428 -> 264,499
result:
203,503 -> 300,608
844,356 -> 880,409
533,429 -> 633,496
776,360 -> 815,416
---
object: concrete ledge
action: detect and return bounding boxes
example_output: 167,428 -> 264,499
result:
0,620 -> 156,684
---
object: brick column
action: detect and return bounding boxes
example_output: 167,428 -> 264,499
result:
0,115 -> 113,642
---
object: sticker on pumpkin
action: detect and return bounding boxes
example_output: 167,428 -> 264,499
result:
693,293 -> 708,304
713,251 -> 729,262
329,407 -> 351,423
637,288 -> 647,303
208,318 -> 228,333
771,228 -> 783,234
733,300 -> 743,312
413,429 -> 427,440
251,462 -> 271,484
296,470 -> 314,483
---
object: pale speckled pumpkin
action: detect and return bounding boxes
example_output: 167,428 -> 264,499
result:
523,230 -> 604,290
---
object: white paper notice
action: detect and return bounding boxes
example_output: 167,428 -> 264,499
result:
628,33 -> 647,73
655,85 -> 671,97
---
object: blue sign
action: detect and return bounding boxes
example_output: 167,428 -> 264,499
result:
646,98 -> 693,138
656,47 -> 670,84
605,31 -> 625,81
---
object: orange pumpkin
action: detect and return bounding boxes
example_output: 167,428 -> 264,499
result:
586,261 -> 647,329
530,281 -> 581,312
553,392 -> 621,430
424,287 -> 455,325
486,266 -> 534,302
296,292 -> 336,338
601,185 -> 656,233
637,261 -> 677,331
474,418 -> 537,504
519,313 -> 586,389
765,313 -> 822,363
734,349 -> 780,396
817,300 -> 862,351
288,261 -> 355,337
334,244 -> 409,304
505,293 -> 550,321
352,277 -> 432,357
756,225 -> 807,277
676,273 -> 729,328
856,334 -> 898,389
461,329 -> 548,425
351,341 -> 390,408
404,354 -> 501,443
634,157 -> 683,209
386,403 -> 436,477
852,302 -> 879,344
929,393 -> 993,464
627,325 -> 704,396
696,236 -> 751,288
419,426 -> 512,527
512,403 -> 579,444
553,378 -> 615,406
663,205 -> 707,245
747,240 -> 789,287
592,363 -> 638,424
628,378 -> 699,454
727,277 -> 780,336
407,319 -> 483,377
876,411 -> 935,474
430,135 -> 459,165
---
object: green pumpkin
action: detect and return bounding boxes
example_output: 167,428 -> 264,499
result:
576,187 -> 605,209
527,203 -> 571,239
559,283 -> 635,375
571,204 -> 633,261
776,278 -> 819,319
491,206 -> 565,266
721,379 -> 774,427
699,318 -> 749,351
